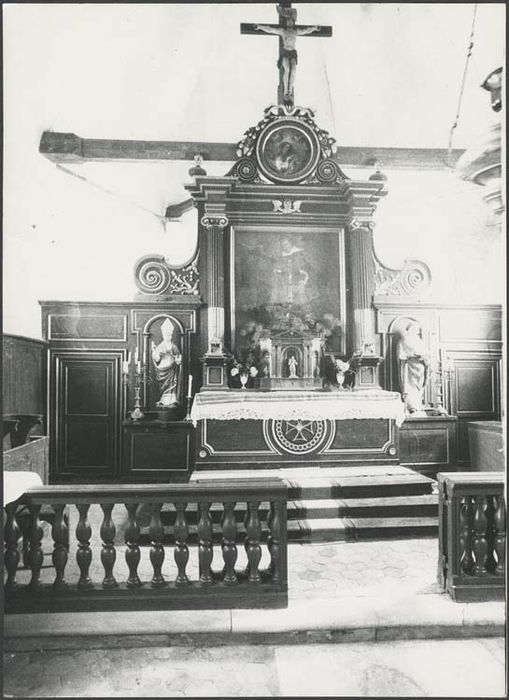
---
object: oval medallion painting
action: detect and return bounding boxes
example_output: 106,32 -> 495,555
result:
256,119 -> 320,184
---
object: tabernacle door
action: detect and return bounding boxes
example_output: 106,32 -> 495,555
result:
230,225 -> 346,358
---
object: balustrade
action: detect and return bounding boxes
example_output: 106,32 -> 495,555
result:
438,472 -> 505,602
3,479 -> 287,613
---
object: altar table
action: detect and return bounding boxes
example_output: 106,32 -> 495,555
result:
191,390 -> 405,470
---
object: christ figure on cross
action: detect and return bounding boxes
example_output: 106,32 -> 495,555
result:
255,16 -> 320,105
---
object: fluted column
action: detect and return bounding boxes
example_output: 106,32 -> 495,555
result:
201,214 -> 228,347
347,218 -> 382,391
348,219 -> 376,352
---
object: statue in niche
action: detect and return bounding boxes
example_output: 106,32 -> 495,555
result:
397,321 -> 430,416
287,354 -> 298,378
151,318 -> 182,407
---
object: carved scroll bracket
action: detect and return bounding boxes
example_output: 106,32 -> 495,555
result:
134,254 -> 200,297
373,253 -> 432,298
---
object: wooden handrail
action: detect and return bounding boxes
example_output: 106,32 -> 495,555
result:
437,471 -> 505,602
18,479 -> 286,504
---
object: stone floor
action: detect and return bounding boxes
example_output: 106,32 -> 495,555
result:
4,637 -> 506,697
15,511 -> 440,600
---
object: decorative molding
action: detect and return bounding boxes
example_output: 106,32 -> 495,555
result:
373,255 -> 432,297
200,215 -> 229,230
229,104 -> 347,185
134,254 -> 200,297
272,199 -> 302,214
350,217 -> 375,231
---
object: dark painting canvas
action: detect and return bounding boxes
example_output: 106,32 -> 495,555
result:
234,229 -> 342,357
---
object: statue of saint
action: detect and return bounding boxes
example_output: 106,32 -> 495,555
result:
151,318 -> 182,407
397,322 -> 430,416
255,15 -> 320,104
288,355 -> 298,378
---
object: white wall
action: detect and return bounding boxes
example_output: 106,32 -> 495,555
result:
3,4 -> 505,339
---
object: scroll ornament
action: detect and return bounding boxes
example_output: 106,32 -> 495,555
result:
373,256 -> 431,297
135,255 -> 199,296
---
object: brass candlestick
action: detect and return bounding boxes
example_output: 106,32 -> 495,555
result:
123,362 -> 145,422
184,395 -> 193,422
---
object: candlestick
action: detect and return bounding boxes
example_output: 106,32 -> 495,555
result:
187,374 -> 193,397
137,361 -> 141,375
135,347 -> 139,364
128,352 -> 132,366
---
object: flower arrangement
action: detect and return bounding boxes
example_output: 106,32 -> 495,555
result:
229,360 -> 259,389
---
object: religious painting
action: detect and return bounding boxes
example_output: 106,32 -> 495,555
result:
233,229 -> 344,365
256,119 -> 320,183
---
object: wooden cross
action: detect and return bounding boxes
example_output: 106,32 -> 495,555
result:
241,2 -> 332,107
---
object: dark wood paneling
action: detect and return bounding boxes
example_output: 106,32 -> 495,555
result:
122,421 -> 195,482
49,313 -> 127,341
399,416 -> 457,472
450,357 -> 500,419
2,335 -> 47,417
329,419 -> 390,450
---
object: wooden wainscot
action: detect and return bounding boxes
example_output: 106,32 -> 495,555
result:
121,418 -> 195,482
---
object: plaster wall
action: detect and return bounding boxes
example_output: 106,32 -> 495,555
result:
3,3 -> 505,339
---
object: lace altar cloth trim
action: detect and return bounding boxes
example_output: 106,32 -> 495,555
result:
191,390 -> 406,426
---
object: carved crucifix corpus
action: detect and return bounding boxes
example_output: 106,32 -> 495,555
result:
241,2 -> 332,107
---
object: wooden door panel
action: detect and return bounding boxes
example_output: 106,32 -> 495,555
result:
52,353 -> 123,479
65,363 -> 111,415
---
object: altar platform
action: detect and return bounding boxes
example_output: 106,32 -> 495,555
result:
191,390 -> 405,470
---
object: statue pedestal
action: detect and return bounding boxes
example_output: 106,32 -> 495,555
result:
200,351 -> 232,391
353,355 -> 383,391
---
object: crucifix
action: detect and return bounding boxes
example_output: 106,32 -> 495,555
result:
241,2 -> 332,107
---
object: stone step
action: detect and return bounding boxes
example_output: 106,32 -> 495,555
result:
287,516 -> 438,543
287,494 -> 438,520
286,474 -> 434,500
346,516 -> 438,541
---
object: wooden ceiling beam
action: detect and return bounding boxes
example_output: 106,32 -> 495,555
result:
39,131 -> 464,170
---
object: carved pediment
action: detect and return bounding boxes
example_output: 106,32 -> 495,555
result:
227,104 -> 348,186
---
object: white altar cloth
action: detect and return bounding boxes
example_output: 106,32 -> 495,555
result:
3,471 -> 43,506
191,390 -> 406,426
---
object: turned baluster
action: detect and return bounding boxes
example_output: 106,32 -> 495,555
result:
28,504 -> 44,590
245,500 -> 262,583
76,503 -> 93,588
149,503 -> 166,587
472,495 -> 489,576
125,503 -> 142,588
493,495 -> 506,577
268,500 -> 282,584
266,501 -> 275,575
197,501 -> 214,584
51,503 -> 68,589
221,501 -> 238,585
459,496 -> 474,574
4,504 -> 21,591
174,502 -> 189,585
100,503 -> 118,588
484,496 -> 497,573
